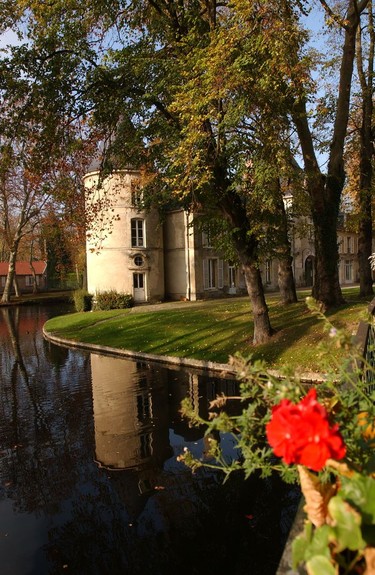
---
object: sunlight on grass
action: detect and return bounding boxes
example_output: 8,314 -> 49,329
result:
44,288 -> 371,373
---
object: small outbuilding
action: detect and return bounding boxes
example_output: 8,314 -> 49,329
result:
0,261 -> 47,293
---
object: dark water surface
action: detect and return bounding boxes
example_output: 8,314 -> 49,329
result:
0,303 -> 298,575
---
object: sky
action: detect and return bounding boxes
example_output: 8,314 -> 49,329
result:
0,29 -> 20,50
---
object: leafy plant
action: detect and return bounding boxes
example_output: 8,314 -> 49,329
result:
72,289 -> 93,312
94,290 -> 134,310
178,298 -> 375,574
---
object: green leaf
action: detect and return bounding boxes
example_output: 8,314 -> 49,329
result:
292,523 -> 313,569
306,555 -> 336,575
307,525 -> 332,560
328,495 -> 366,552
292,523 -> 331,568
340,474 -> 375,523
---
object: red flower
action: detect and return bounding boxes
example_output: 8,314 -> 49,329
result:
266,389 -> 346,471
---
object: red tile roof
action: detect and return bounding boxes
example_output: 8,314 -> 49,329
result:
0,261 -> 47,276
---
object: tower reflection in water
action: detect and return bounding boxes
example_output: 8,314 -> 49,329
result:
91,354 -> 253,551
92,354 -> 173,474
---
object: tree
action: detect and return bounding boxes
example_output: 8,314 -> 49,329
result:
0,142 -> 49,302
344,0 -> 374,296
8,0 -> 367,333
274,179 -> 298,305
8,0 -> 301,342
87,0 -> 305,342
291,0 -> 370,306
0,37 -> 101,300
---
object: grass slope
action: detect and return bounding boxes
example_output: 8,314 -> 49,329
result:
44,287 -> 371,373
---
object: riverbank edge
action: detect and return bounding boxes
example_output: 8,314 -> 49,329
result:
0,291 -> 73,307
42,326 -> 237,376
42,326 -> 327,384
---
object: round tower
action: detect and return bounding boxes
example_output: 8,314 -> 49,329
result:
84,168 -> 164,303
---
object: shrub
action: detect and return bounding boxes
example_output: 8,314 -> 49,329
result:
94,290 -> 134,310
73,289 -> 93,312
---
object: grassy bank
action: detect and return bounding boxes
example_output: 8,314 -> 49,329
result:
44,287 -> 371,373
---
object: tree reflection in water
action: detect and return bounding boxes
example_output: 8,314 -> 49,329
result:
0,304 -> 299,575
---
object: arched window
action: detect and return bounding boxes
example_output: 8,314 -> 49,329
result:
131,218 -> 145,247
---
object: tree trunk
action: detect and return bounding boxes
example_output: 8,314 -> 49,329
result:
29,241 -> 39,293
291,0 -> 367,307
1,237 -> 21,303
13,275 -> 20,297
311,197 -> 344,307
278,258 -> 297,304
218,189 -> 274,344
274,182 -> 297,304
30,263 -> 38,293
356,3 -> 374,297
2,251 -> 17,303
358,192 -> 373,296
242,260 -> 274,344
293,99 -> 345,307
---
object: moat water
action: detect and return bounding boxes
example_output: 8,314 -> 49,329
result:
0,303 -> 299,575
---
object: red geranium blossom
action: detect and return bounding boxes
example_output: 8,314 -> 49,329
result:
266,389 -> 346,471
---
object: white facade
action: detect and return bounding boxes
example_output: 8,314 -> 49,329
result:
85,170 -> 164,303
85,168 -> 365,303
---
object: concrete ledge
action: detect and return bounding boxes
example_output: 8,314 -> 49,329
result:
42,295 -> 328,382
43,327 -> 328,384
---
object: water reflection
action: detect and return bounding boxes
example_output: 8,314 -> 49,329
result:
0,304 -> 299,575
91,355 -> 172,472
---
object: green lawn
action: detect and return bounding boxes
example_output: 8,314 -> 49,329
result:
44,287 -> 372,373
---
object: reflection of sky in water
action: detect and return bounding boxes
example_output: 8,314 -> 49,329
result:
0,304 -> 299,575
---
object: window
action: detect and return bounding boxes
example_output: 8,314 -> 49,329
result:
203,259 -> 223,289
133,273 -> 144,289
137,392 -> 152,422
1,276 -> 6,287
345,260 -> 353,281
131,218 -> 144,247
307,225 -> 314,243
338,236 -> 343,253
347,237 -> 352,254
228,264 -> 236,287
25,275 -> 40,287
134,255 -> 143,267
204,259 -> 216,289
25,275 -> 33,287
